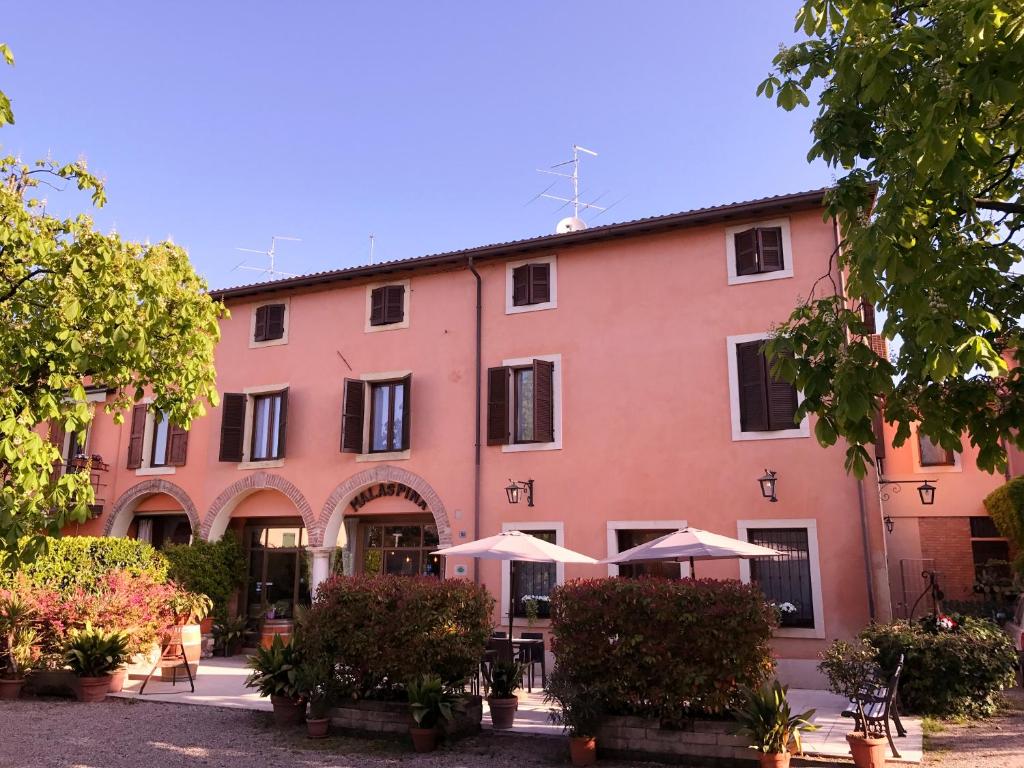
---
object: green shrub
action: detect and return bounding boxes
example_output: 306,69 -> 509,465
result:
298,575 -> 492,700
6,536 -> 168,592
163,535 -> 245,618
549,578 -> 776,722
983,479 -> 1024,572
861,617 -> 1017,717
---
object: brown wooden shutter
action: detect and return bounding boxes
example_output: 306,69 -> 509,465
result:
765,349 -> 799,431
532,358 -> 555,443
341,379 -> 365,453
383,285 -> 405,324
274,389 -> 288,458
253,305 -> 269,341
265,304 -> 286,340
400,374 -> 412,450
219,393 -> 246,462
167,423 -> 189,466
48,420 -> 67,481
872,411 -> 887,460
529,263 -> 550,304
736,341 -> 768,432
512,265 -> 530,306
127,404 -> 147,469
369,287 -> 386,326
758,227 -> 784,272
735,229 -> 759,276
486,367 -> 510,445
861,298 -> 876,334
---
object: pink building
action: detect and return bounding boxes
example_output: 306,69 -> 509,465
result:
59,188 -> 1012,686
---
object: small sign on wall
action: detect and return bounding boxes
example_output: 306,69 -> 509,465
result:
455,565 -> 467,575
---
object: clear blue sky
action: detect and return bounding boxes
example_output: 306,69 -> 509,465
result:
2,2 -> 830,289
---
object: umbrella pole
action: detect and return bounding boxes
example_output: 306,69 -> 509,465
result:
508,559 -> 516,657
690,556 -> 695,578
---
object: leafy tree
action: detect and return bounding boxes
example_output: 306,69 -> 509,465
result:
0,44 -> 225,568
759,1 -> 1024,476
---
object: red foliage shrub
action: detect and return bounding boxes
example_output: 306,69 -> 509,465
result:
550,578 -> 776,721
299,575 -> 493,699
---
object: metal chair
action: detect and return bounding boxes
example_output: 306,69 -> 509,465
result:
842,654 -> 907,757
519,632 -> 546,691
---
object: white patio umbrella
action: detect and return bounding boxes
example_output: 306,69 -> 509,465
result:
601,526 -> 779,577
434,530 -> 597,650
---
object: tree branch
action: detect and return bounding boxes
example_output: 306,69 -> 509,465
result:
976,199 -> 1024,215
0,268 -> 51,303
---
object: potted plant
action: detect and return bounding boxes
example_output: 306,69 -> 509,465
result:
544,672 -> 603,767
213,615 -> 247,657
486,659 -> 523,730
819,640 -> 887,768
0,596 -> 37,700
732,680 -> 818,768
406,673 -> 461,752
245,634 -> 306,726
63,623 -> 131,702
297,657 -> 337,739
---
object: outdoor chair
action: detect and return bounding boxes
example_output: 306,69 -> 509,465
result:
491,630 -> 508,639
519,631 -> 546,691
139,625 -> 195,694
841,653 -> 907,758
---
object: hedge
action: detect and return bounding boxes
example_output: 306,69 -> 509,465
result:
3,536 -> 168,591
298,575 -> 493,700
862,617 -> 1017,717
163,535 -> 246,618
549,578 -> 776,723
982,478 -> 1024,571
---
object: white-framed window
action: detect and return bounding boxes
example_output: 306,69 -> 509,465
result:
605,520 -> 689,578
726,333 -> 808,441
500,521 -> 564,622
128,401 -> 187,475
487,353 -> 563,453
218,383 -> 289,469
913,427 -> 961,473
725,218 -> 794,285
737,519 -> 825,639
340,370 -> 413,462
365,279 -> 411,332
249,298 -> 290,348
505,255 -> 557,314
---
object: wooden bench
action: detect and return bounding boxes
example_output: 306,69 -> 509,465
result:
841,653 -> 907,758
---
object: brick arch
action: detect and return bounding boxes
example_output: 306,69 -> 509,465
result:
105,479 -> 200,538
320,465 -> 453,549
203,472 -> 318,544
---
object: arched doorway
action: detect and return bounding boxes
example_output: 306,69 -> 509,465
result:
319,466 -> 454,585
106,480 -> 199,549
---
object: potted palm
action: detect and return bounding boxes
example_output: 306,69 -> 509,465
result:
544,672 -> 603,767
406,674 -> 460,752
64,623 -> 131,702
166,590 -> 212,680
245,634 -> 306,726
296,657 -> 336,739
732,680 -> 818,768
818,640 -> 887,768
486,659 -> 524,730
212,615 -> 247,657
0,596 -> 37,700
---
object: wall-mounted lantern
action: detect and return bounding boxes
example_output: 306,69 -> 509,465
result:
879,478 -> 938,506
757,470 -> 778,503
505,479 -> 535,507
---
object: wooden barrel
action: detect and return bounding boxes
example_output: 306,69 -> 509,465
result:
260,619 -> 293,649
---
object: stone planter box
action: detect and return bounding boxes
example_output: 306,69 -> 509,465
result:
328,694 -> 482,739
25,668 -> 77,698
596,715 -> 756,766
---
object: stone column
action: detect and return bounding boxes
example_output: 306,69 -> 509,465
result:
308,546 -> 336,596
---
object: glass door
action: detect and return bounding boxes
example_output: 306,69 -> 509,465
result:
244,523 -> 311,623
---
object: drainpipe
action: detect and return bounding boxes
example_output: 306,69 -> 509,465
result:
468,256 -> 483,584
832,213 -> 878,620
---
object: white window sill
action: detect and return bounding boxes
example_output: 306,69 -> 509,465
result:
238,459 -> 285,470
135,466 -> 176,476
731,426 -> 809,442
249,337 -> 288,349
506,300 -> 557,315
502,441 -> 561,453
914,463 -> 962,474
356,450 -> 411,463
727,269 -> 793,286
773,626 -> 825,640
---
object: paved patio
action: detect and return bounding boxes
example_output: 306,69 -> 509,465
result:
114,656 -> 923,763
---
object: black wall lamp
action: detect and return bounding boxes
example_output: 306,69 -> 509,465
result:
878,478 -> 937,507
505,479 -> 535,507
757,470 -> 778,503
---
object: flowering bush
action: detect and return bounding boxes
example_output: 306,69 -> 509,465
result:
298,575 -> 492,700
549,578 -> 776,723
860,616 -> 1017,717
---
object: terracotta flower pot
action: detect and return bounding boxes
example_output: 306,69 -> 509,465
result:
847,733 -> 888,768
759,752 -> 791,768
0,678 -> 25,700
569,736 -> 597,767
270,694 -> 306,726
410,726 -> 438,753
108,667 -> 127,693
306,717 -> 330,739
487,695 -> 518,730
76,676 -> 112,703
200,617 -> 215,634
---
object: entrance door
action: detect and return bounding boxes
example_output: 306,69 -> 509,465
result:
244,523 -> 311,622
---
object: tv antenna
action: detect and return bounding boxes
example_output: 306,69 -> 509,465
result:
534,144 -> 608,232
233,235 -> 301,279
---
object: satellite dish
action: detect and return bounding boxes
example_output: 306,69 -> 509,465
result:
556,216 -> 588,233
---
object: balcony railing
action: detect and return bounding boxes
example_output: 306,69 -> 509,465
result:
64,454 -> 110,516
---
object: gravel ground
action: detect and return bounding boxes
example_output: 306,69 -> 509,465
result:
0,697 -> 666,768
922,688 -> 1024,768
